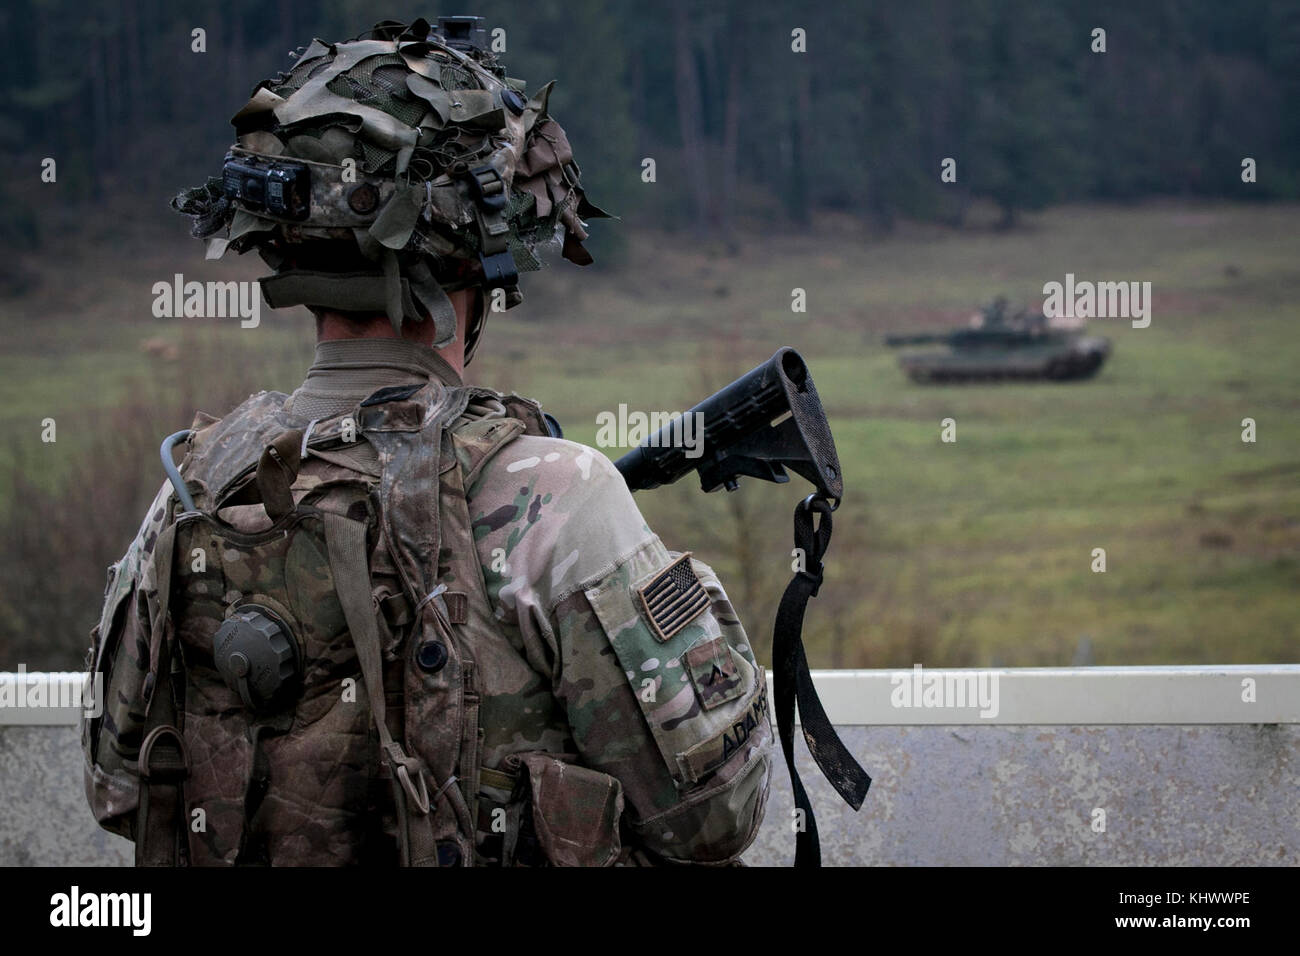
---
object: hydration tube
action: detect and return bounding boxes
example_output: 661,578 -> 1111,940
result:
160,430 -> 197,512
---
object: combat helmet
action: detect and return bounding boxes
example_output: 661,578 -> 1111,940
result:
172,16 -> 610,362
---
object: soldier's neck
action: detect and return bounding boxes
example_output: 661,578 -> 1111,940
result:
315,303 -> 469,377
285,338 -> 463,421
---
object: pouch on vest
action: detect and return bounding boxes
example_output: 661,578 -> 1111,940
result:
165,436 -> 385,865
500,752 -> 624,867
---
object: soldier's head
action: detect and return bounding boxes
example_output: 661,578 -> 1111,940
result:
172,16 -> 609,367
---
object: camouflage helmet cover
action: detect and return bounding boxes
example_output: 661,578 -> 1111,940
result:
173,17 -> 610,358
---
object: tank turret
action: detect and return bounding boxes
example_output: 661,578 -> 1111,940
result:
885,299 -> 1111,382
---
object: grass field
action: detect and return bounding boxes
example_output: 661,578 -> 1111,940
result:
2,200 -> 1297,669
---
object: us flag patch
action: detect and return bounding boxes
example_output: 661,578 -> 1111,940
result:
636,553 -> 711,643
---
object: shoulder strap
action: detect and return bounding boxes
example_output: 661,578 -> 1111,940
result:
181,391 -> 293,506
323,511 -> 440,867
499,393 -> 551,437
359,381 -> 470,599
135,519 -> 189,866
448,387 -> 551,491
773,498 -> 872,867
360,381 -> 482,864
453,417 -> 526,491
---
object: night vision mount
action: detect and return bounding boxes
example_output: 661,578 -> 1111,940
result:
429,15 -> 490,54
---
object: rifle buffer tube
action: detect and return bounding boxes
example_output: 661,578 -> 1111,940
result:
613,347 -> 843,502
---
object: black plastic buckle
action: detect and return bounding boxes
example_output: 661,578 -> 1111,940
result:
465,164 -> 508,211
479,250 -> 518,289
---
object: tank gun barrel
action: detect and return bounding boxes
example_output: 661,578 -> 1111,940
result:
885,332 -> 952,347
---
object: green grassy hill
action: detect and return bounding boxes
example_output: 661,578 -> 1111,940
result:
2,201 -> 1296,668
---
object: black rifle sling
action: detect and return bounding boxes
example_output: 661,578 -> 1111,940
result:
772,496 -> 871,867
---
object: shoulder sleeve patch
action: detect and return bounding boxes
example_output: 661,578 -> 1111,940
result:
635,552 -> 710,643
684,636 -> 744,710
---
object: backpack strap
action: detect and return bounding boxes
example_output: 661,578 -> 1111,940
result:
322,511 -> 440,867
180,391 -> 293,507
360,382 -> 471,598
359,381 -> 478,863
135,519 -> 189,867
499,393 -> 551,438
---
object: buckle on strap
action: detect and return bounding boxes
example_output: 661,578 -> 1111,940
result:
139,725 -> 189,782
478,250 -> 518,289
460,164 -> 515,272
384,741 -> 431,814
465,164 -> 507,211
795,567 -> 825,597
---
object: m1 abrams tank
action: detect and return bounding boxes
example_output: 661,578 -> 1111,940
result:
885,298 -> 1111,383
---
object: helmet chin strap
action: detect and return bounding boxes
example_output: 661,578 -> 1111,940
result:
407,264 -> 460,348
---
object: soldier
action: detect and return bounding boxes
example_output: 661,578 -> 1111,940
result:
82,18 -> 772,867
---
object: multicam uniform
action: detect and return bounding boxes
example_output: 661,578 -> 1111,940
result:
465,397 -> 773,864
88,19 -> 774,867
84,340 -> 772,865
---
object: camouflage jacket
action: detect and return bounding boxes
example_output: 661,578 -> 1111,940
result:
84,372 -> 772,866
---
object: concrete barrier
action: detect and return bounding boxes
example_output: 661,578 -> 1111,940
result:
3,666 -> 1297,866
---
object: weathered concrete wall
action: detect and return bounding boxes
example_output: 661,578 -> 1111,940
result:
3,721 -> 1296,866
0,724 -> 131,866
749,723 -> 1299,866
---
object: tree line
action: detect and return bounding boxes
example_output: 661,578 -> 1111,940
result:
0,0 -> 1295,252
